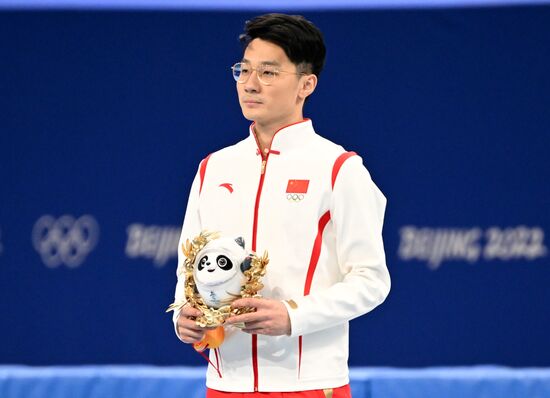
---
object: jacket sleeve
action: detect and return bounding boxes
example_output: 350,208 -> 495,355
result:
172,166 -> 202,340
285,155 -> 391,337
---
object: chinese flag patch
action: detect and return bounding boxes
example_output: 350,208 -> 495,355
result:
286,179 -> 309,194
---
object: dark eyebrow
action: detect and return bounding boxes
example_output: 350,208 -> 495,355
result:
241,58 -> 282,67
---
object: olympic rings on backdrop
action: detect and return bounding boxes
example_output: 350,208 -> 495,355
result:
286,193 -> 304,202
32,215 -> 99,268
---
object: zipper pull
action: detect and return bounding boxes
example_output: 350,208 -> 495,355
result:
261,159 -> 267,174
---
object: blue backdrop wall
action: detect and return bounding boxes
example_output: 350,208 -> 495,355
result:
1,6 -> 549,367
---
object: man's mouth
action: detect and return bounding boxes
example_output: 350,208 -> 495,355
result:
243,99 -> 262,104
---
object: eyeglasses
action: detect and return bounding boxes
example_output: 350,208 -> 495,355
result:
231,62 -> 305,85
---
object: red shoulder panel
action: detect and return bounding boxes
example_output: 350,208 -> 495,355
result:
331,151 -> 357,190
199,154 -> 212,195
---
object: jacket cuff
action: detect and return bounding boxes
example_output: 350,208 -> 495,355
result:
283,298 -> 308,337
172,308 -> 186,343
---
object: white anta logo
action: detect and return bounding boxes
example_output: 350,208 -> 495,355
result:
32,215 -> 99,268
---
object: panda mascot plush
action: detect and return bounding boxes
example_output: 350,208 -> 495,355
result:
193,236 -> 252,309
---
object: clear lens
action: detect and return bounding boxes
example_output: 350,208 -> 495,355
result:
259,66 -> 276,84
231,62 -> 279,85
231,63 -> 242,82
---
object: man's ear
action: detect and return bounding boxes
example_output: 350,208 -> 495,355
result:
298,74 -> 318,100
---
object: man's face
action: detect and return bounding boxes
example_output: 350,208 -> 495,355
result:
237,38 -> 305,128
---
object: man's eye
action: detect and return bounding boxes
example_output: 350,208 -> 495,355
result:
262,70 -> 276,76
240,68 -> 250,75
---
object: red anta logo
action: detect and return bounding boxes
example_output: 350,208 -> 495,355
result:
219,183 -> 234,193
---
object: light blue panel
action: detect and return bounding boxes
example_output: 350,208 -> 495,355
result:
2,366 -> 550,398
0,366 -> 206,398
352,367 -> 550,398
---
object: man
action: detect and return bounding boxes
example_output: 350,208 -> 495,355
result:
173,13 -> 390,398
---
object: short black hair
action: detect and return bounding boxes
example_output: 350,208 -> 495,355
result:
239,13 -> 326,78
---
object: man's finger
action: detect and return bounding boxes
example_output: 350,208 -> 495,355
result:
179,330 -> 203,341
177,317 -> 205,332
177,325 -> 205,342
242,328 -> 262,334
226,311 -> 266,325
180,333 -> 204,343
179,306 -> 203,317
231,297 -> 264,309
241,321 -> 262,330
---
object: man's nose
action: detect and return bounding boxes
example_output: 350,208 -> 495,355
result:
244,70 -> 261,92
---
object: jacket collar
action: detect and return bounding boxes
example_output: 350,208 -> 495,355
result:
249,119 -> 315,155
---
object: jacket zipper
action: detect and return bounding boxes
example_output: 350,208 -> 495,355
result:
253,156 -> 268,251
260,159 -> 267,174
251,152 -> 268,391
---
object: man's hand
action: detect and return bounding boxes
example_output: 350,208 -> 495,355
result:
176,305 -> 215,344
226,298 -> 291,336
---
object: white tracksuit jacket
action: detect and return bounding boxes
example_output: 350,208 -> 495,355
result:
173,119 -> 390,392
